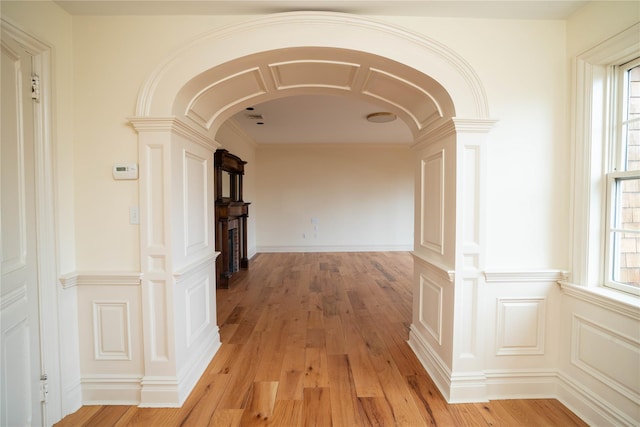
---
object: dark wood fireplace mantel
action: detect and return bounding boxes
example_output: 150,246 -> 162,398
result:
214,149 -> 250,288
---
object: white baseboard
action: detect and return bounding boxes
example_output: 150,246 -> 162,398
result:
61,379 -> 83,418
407,331 -> 636,425
408,326 -> 453,402
257,244 -> 413,253
449,371 -> 489,403
139,376 -> 181,408
81,374 -> 142,405
485,369 -> 558,399
557,372 -> 638,427
177,330 -> 221,405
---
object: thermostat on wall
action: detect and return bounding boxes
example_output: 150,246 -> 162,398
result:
113,163 -> 138,180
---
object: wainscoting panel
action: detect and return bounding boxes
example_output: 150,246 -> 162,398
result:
495,298 -> 546,356
185,276 -> 211,348
92,301 -> 132,361
73,272 -> 143,405
459,279 -> 478,358
148,280 -> 169,362
173,254 -> 220,405
420,150 -> 445,255
419,273 -> 443,345
571,315 -> 639,401
558,282 -> 640,426
146,144 -> 166,249
462,145 -> 480,248
183,150 -> 208,257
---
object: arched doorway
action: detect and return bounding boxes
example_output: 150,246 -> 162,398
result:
129,11 -> 496,405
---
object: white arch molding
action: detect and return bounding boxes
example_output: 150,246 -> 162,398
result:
129,11 -> 497,406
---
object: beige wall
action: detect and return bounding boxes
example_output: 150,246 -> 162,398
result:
5,1 -> 615,272
255,144 -> 413,251
64,13 -> 575,270
70,15 -> 251,270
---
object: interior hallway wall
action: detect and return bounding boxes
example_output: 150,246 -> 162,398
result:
255,143 -> 414,252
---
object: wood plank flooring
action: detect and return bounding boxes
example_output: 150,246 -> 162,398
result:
55,252 -> 587,426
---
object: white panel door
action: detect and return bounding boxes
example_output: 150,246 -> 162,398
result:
1,35 -> 44,426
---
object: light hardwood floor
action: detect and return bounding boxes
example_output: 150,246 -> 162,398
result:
55,252 -> 587,426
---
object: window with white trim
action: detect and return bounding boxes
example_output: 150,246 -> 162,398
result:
605,58 -> 640,294
570,23 -> 640,295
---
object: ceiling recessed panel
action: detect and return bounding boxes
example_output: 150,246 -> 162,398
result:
270,60 -> 359,90
187,68 -> 267,128
362,68 -> 442,130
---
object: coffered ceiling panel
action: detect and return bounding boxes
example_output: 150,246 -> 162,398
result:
270,60 -> 360,90
362,68 -> 442,130
175,46 -> 456,143
187,68 -> 268,128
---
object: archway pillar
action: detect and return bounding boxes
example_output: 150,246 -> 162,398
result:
130,117 -> 222,407
409,118 -> 496,403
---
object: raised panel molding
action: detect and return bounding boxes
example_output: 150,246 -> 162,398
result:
418,274 -> 443,345
1,41 -> 26,276
184,277 -> 210,347
495,298 -> 546,356
420,150 -> 445,254
183,150 -> 208,256
270,59 -> 359,89
459,279 -> 478,358
571,315 -> 640,402
0,284 -> 26,310
2,318 -> 30,417
147,144 -> 166,249
148,280 -> 169,362
463,146 -> 480,247
92,301 -> 132,361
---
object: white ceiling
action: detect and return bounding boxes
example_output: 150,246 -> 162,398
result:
231,94 -> 415,145
54,0 -> 590,145
54,0 -> 589,20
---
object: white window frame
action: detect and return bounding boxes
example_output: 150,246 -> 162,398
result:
604,57 -> 640,295
570,23 -> 640,295
605,173 -> 640,294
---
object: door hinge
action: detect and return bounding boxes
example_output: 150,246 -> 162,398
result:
40,373 -> 49,403
31,74 -> 40,103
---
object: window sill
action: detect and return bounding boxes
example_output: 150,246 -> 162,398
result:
558,281 -> 640,320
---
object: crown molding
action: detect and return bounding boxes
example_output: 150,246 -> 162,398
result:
128,116 -> 220,151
